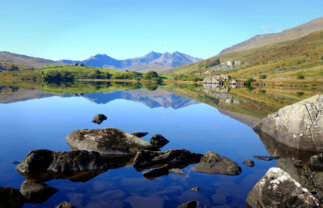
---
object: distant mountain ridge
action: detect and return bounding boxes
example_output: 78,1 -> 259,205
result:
62,51 -> 202,72
0,51 -> 64,69
220,16 -> 323,54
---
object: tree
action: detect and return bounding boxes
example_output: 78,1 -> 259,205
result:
144,71 -> 159,80
10,65 -> 19,71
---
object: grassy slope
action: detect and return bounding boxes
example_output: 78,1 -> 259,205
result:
166,30 -> 323,80
219,16 -> 323,54
0,51 -> 63,68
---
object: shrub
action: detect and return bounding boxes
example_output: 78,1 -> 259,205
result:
320,56 -> 323,60
245,77 -> 255,86
259,75 -> 267,79
297,74 -> 305,79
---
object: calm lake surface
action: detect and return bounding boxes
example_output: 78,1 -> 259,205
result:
0,83 -> 321,207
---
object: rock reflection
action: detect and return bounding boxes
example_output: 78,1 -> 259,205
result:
255,130 -> 323,202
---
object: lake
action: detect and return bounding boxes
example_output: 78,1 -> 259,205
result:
0,82 -> 321,207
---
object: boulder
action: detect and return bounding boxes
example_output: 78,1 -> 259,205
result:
133,149 -> 202,171
66,128 -> 153,154
17,149 -> 109,174
177,201 -> 198,208
254,94 -> 323,151
242,159 -> 255,167
246,167 -> 320,208
0,187 -> 25,208
150,134 -> 169,148
56,201 -> 76,208
131,132 -> 149,138
20,181 -> 57,203
309,153 -> 323,170
192,151 -> 241,176
92,114 -> 107,124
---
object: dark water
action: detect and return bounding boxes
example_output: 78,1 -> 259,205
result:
0,84 -> 309,207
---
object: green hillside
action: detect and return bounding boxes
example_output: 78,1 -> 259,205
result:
165,30 -> 323,81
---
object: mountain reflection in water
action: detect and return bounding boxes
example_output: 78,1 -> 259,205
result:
0,81 -> 322,207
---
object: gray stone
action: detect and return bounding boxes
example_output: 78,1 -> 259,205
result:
20,181 -> 57,203
0,187 -> 25,208
246,167 -> 320,208
66,128 -> 153,154
309,153 -> 323,170
254,94 -> 323,151
254,155 -> 280,161
16,149 -> 109,174
191,187 -> 200,192
56,201 -> 76,208
192,151 -> 241,176
133,149 -> 202,171
242,159 -> 255,167
150,134 -> 169,148
168,168 -> 185,175
142,165 -> 171,179
92,114 -> 107,124
131,132 -> 149,138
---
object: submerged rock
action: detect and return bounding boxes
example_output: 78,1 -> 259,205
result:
56,201 -> 76,208
168,168 -> 185,175
142,165 -> 171,179
150,134 -> 169,148
20,181 -> 57,203
254,155 -> 280,161
242,159 -> 255,167
177,201 -> 198,208
0,187 -> 25,208
17,149 -> 109,174
133,149 -> 202,171
246,167 -> 320,208
191,187 -> 200,192
66,128 -> 153,154
254,94 -> 323,151
192,151 -> 241,176
309,153 -> 323,170
92,114 -> 107,124
131,132 -> 149,138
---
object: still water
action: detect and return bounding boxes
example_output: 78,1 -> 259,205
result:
0,85 -> 298,207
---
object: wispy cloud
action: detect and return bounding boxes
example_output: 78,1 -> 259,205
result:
163,40 -> 169,45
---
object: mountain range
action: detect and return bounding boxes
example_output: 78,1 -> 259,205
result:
0,86 -> 199,109
0,51 -> 201,72
61,51 -> 202,72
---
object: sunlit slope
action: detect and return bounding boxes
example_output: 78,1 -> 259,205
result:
166,30 -> 323,80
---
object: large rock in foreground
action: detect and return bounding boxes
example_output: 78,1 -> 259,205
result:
0,187 -> 25,208
192,151 -> 241,176
254,94 -> 323,151
17,149 -> 109,174
246,167 -> 320,208
66,128 -> 153,154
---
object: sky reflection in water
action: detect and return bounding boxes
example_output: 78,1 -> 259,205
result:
0,90 -> 275,208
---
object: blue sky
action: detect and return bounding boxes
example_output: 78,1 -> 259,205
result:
1,0 -> 322,60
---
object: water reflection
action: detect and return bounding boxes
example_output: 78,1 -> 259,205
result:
0,81 -> 322,207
